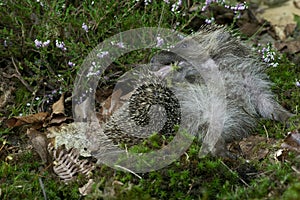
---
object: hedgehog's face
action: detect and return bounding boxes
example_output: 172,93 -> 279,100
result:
150,61 -> 203,85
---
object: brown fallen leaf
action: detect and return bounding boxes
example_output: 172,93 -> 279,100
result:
5,112 -> 49,128
27,128 -> 49,164
237,135 -> 276,161
274,130 -> 300,162
98,89 -> 125,122
52,93 -> 65,116
274,148 -> 289,162
281,130 -> 300,152
47,115 -> 72,125
274,26 -> 286,41
294,0 -> 300,9
79,179 -> 94,196
284,23 -> 297,37
275,40 -> 300,54
257,0 -> 300,27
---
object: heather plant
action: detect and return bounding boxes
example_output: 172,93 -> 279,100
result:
257,43 -> 281,67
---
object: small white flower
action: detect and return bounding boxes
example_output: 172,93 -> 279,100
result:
35,97 -> 40,101
144,0 -> 151,6
68,61 -> 75,67
82,22 -> 89,32
42,40 -> 50,47
26,103 -> 31,106
116,42 -> 125,48
205,17 -> 215,24
56,40 -> 67,51
97,51 -> 109,58
34,39 -> 42,48
156,36 -> 164,47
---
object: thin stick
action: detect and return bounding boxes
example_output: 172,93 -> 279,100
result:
114,165 -> 142,179
220,160 -> 250,187
10,57 -> 34,93
38,177 -> 48,200
263,125 -> 269,140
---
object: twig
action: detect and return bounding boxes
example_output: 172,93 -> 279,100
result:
0,140 -> 6,152
263,125 -> 269,140
114,165 -> 142,179
220,160 -> 250,187
9,57 -> 34,93
38,176 -> 48,200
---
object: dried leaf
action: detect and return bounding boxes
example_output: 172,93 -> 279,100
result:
294,0 -> 300,9
238,135 -> 275,160
99,89 -> 124,122
27,128 -> 49,164
257,0 -> 300,27
79,179 -> 94,196
52,93 -> 65,116
5,112 -> 49,128
274,26 -> 286,40
284,23 -> 297,37
274,149 -> 289,162
47,116 -> 72,126
281,130 -> 300,152
275,40 -> 300,53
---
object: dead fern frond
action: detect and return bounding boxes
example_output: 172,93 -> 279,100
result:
48,144 -> 95,183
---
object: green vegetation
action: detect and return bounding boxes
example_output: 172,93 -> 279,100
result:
1,0 -> 300,199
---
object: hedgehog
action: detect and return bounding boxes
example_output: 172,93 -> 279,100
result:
97,26 -> 294,159
102,67 -> 181,145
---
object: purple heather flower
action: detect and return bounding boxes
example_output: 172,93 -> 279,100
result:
82,22 -> 88,32
111,41 -> 125,48
144,0 -> 151,6
205,17 -> 215,24
97,51 -> 109,58
56,40 -> 67,51
156,36 -> 164,47
34,39 -> 43,48
42,40 -> 50,47
171,0 -> 182,12
68,61 -> 75,67
116,42 -> 125,48
35,39 -> 50,48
